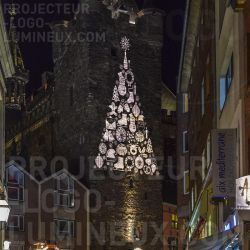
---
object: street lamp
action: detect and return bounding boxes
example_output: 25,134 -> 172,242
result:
0,199 -> 10,223
3,241 -> 11,250
0,188 -> 11,250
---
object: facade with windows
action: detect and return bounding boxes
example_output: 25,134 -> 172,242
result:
0,0 -> 16,249
163,203 -> 179,250
177,0 -> 249,249
177,0 -> 221,248
5,162 -> 89,250
176,92 -> 190,249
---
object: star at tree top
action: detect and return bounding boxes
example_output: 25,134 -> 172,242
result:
120,37 -> 131,52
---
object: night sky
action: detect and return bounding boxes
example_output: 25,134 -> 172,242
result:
2,0 -> 185,95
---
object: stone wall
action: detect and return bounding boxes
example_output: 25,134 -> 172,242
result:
51,2 -> 165,249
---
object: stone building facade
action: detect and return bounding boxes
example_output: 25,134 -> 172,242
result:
6,0 -> 167,249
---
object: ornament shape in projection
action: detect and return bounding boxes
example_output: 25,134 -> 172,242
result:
94,37 -> 159,176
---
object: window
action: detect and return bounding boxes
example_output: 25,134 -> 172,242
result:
201,78 -> 205,116
191,187 -> 194,211
55,220 -> 74,237
183,131 -> 188,153
184,171 -> 189,195
171,214 -> 178,229
7,215 -> 24,231
7,165 -> 24,201
220,55 -> 234,110
55,174 -> 74,207
182,93 -> 189,113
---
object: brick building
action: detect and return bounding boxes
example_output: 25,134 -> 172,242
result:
163,203 -> 178,250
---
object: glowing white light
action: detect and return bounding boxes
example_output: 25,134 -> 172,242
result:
0,200 -> 10,222
94,37 -> 159,176
3,241 -> 11,250
134,248 -> 142,250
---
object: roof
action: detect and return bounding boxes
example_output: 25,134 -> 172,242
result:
161,84 -> 176,111
177,0 -> 201,93
5,160 -> 89,191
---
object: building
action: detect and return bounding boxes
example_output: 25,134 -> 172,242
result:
163,202 -> 178,250
0,0 -> 16,249
5,161 -> 89,250
161,85 -> 177,205
5,1 -> 167,249
177,0 -> 217,247
177,0 -> 248,249
161,86 -> 179,249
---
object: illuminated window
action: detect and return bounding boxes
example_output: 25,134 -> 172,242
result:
7,215 -> 24,231
55,174 -> 74,208
7,165 -> 24,201
220,55 -> 234,110
184,171 -> 189,195
182,93 -> 189,113
171,214 -> 178,229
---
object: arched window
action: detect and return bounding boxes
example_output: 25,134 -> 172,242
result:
55,173 -> 74,208
6,165 -> 24,201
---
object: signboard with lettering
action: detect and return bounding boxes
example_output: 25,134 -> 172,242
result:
236,176 -> 250,210
212,129 -> 237,199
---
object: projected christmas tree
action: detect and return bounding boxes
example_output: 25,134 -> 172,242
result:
94,37 -> 159,176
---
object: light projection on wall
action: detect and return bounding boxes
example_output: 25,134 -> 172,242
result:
94,37 -> 159,176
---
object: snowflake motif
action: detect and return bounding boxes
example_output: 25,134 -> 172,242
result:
121,37 -> 130,51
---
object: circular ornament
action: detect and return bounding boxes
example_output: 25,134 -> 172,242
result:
116,127 -> 127,142
125,156 -> 134,170
144,165 -> 151,175
130,144 -> 138,155
116,144 -> 127,156
135,156 -> 144,169
125,70 -> 135,86
99,143 -> 107,155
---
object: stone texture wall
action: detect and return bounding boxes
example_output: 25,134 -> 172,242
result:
51,1 -> 165,249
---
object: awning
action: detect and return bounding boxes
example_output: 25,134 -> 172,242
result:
188,231 -> 238,250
